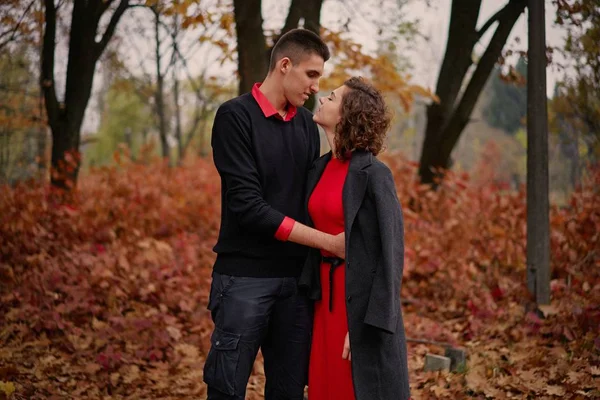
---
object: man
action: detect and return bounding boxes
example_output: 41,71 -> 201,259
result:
204,29 -> 344,400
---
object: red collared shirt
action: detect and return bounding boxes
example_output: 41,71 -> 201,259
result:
252,83 -> 298,122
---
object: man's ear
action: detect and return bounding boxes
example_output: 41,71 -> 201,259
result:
279,57 -> 292,74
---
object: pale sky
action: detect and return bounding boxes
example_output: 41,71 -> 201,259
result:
290,0 -> 566,97
398,0 -> 566,95
83,0 -> 568,133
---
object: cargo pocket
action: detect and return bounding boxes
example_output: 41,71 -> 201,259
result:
203,327 -> 241,396
207,274 -> 235,319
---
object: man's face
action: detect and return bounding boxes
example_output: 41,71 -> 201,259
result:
281,53 -> 324,107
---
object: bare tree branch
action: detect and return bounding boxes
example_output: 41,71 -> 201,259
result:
172,44 -> 207,103
41,0 -> 59,128
95,0 -> 130,60
437,0 -> 527,165
476,3 -> 508,40
0,0 -> 36,52
281,0 -> 303,34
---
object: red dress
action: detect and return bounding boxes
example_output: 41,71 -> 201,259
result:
307,156 -> 355,400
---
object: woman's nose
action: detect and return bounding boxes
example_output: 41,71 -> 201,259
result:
319,97 -> 324,105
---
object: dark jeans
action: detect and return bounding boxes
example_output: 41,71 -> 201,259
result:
203,272 -> 312,400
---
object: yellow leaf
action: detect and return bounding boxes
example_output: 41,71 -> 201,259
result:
0,381 -> 16,397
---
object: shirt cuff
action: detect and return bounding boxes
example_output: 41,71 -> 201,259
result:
274,217 -> 295,241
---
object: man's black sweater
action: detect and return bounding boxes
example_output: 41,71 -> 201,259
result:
211,93 -> 320,277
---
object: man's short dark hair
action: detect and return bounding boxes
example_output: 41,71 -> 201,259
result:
269,28 -> 330,71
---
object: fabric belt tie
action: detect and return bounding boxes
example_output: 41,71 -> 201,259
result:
322,255 -> 344,312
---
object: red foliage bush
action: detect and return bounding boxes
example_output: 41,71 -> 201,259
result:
382,153 -> 599,340
0,154 -> 598,398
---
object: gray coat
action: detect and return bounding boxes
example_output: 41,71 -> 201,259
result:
299,150 -> 410,400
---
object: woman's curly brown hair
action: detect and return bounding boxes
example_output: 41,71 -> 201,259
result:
334,77 -> 391,160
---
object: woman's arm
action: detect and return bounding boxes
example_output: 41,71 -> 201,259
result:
287,222 -> 345,259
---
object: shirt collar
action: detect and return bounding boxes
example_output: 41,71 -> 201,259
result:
251,83 -> 298,121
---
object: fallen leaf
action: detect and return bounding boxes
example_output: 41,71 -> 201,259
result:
167,326 -> 182,341
0,381 -> 15,397
538,304 -> 558,317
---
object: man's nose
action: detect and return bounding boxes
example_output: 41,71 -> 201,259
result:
310,82 -> 319,94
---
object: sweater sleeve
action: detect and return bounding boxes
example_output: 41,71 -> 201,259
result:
211,107 -> 286,237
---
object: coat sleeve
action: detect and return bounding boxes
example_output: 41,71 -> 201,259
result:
363,166 -> 404,334
211,107 -> 286,236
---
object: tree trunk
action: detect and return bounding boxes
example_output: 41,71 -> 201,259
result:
153,7 -> 170,162
418,0 -> 482,184
36,0 -> 47,179
42,0 -> 129,190
418,0 -> 526,184
280,0 -> 324,36
172,15 -> 184,164
526,0 -> 550,305
49,119 -> 80,188
173,69 -> 183,163
37,96 -> 48,179
435,0 -> 527,168
0,128 -> 10,183
570,131 -> 580,189
233,0 -> 267,95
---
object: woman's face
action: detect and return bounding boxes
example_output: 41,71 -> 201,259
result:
313,85 -> 348,130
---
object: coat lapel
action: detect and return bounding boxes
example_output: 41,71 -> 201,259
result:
343,151 -> 372,243
306,150 -> 372,237
305,152 -> 332,213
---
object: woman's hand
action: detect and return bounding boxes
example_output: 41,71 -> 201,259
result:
342,331 -> 351,361
328,232 -> 345,259
286,223 -> 345,258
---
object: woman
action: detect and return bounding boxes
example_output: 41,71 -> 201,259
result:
300,77 -> 410,400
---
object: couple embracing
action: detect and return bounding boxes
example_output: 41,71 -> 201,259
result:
203,28 -> 410,400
